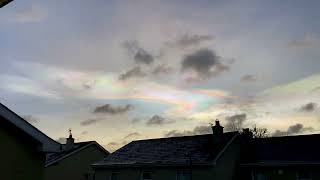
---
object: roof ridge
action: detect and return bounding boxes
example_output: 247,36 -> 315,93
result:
131,131 -> 238,142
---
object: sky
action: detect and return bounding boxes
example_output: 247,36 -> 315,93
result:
1,0 -> 320,151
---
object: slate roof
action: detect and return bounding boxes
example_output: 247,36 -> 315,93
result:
93,132 -> 238,168
45,141 -> 109,167
241,134 -> 320,167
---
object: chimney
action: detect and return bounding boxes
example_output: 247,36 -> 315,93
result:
211,120 -> 224,138
65,129 -> 74,151
241,128 -> 253,140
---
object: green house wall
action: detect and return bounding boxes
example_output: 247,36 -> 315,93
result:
94,135 -> 240,180
45,145 -> 107,180
0,116 -> 45,180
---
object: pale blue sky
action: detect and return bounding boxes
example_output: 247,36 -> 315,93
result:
1,0 -> 320,151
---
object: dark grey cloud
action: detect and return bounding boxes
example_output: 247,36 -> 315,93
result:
225,113 -> 247,131
241,74 -> 258,82
134,48 -> 154,65
22,115 -> 39,124
146,115 -> 173,126
80,118 -> 99,126
181,49 -> 229,81
168,34 -> 214,48
93,104 -> 134,114
123,40 -> 154,65
123,40 -> 140,55
119,66 -> 146,81
300,102 -> 318,112
273,123 -> 314,137
123,132 -> 141,139
164,125 -> 212,137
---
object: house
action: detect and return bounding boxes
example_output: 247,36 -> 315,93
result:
0,0 -> 13,8
240,134 -> 320,180
0,102 -> 109,180
92,121 -> 241,180
45,131 -> 110,180
0,103 -> 60,180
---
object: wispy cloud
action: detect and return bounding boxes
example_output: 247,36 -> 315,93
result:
146,115 -> 173,126
273,123 -> 314,136
164,125 -> 212,137
93,104 -> 134,114
288,33 -> 318,49
13,4 -> 46,23
22,115 -> 39,124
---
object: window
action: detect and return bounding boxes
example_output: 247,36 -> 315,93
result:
251,171 -> 267,180
110,172 -> 119,180
297,170 -> 312,180
141,172 -> 152,180
177,170 -> 191,180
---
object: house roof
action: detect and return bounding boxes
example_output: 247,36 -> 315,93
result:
0,0 -> 13,8
241,134 -> 320,167
93,132 -> 238,168
45,141 -> 109,167
0,103 -> 61,152
1,113 -> 42,148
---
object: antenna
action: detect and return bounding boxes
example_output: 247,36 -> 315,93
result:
68,128 -> 72,138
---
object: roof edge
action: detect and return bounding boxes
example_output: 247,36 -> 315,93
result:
0,103 -> 61,152
213,132 -> 239,163
45,141 -> 109,167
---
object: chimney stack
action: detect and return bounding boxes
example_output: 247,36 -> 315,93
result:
65,129 -> 74,151
211,120 -> 224,138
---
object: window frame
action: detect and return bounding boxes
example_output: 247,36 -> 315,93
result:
296,170 -> 312,180
110,172 -> 119,180
176,169 -> 191,180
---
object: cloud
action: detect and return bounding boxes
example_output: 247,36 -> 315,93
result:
224,113 -> 247,131
123,40 -> 154,65
80,118 -> 99,126
152,64 -> 174,75
13,4 -> 46,23
241,74 -> 258,82
164,125 -> 212,137
123,132 -> 141,139
300,102 -> 317,112
107,142 -> 119,146
288,33 -> 318,49
119,67 -> 146,81
56,137 -> 66,144
134,48 -> 154,65
146,115 -> 173,126
273,123 -> 314,136
181,49 -> 229,81
93,104 -> 134,114
81,131 -> 88,135
168,34 -> 214,48
22,115 -> 39,124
